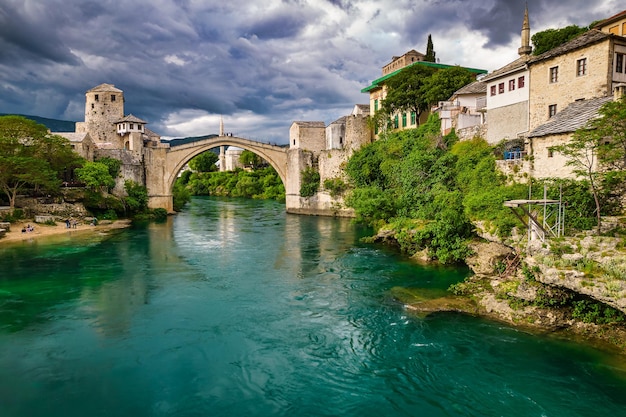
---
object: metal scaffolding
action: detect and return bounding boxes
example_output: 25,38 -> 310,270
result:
504,186 -> 565,242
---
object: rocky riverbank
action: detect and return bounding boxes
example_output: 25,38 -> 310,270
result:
381,218 -> 626,353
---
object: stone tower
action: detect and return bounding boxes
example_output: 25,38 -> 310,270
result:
518,5 -> 532,56
76,83 -> 124,147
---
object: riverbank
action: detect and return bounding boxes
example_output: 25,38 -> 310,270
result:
0,219 -> 132,245
392,232 -> 626,354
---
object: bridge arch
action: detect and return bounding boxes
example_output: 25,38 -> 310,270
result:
152,136 -> 289,209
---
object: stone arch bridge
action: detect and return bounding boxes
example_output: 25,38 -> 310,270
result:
144,135 -> 290,212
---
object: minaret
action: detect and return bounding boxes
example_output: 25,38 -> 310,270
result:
518,4 -> 532,56
219,115 -> 224,136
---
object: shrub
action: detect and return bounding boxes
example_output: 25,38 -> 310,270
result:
300,167 -> 320,197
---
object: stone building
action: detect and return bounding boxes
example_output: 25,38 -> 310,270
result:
58,83 -> 168,195
434,80 -> 486,138
595,9 -> 626,36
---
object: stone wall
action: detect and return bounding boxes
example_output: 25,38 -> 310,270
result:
485,101 -> 528,144
528,39 -> 612,131
457,123 -> 487,142
528,133 -> 580,179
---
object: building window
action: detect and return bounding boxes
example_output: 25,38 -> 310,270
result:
111,94 -> 116,101
94,94 -> 99,101
576,58 -> 587,76
549,66 -> 559,83
518,76 -> 525,88
548,104 -> 557,118
617,53 -> 625,73
91,103 -> 94,109
490,85 -> 496,96
411,112 -> 416,125
402,113 -> 407,127
374,99 -> 378,112
498,83 -> 505,94
393,115 -> 399,129
509,79 -> 515,91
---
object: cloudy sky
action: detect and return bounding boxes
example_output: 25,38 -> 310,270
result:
0,0 -> 621,143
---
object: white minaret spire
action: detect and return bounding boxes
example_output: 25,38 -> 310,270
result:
219,115 -> 224,136
518,3 -> 532,56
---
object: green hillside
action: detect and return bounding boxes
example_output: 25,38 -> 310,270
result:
0,113 -> 76,132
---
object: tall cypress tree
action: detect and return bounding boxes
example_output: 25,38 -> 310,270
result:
425,34 -> 436,62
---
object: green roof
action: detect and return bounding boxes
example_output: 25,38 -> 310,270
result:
360,61 -> 488,93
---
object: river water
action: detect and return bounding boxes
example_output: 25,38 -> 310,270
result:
0,197 -> 625,416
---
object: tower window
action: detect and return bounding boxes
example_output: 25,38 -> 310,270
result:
94,94 -> 99,101
111,94 -> 116,101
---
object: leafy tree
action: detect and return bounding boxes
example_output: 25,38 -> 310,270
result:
379,64 -> 436,128
123,180 -> 149,214
531,25 -> 587,55
422,66 -> 474,108
552,97 -> 626,231
425,34 -> 436,62
0,116 -> 63,209
96,156 -> 122,179
300,167 -> 320,197
189,151 -> 219,172
75,161 -> 115,192
240,150 -> 262,168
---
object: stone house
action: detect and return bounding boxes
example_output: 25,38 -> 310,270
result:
595,9 -> 626,36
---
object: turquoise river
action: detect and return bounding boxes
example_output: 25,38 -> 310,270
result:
1,197 -> 626,416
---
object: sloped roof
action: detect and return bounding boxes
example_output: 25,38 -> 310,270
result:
529,30 -> 613,65
329,116 -> 347,125
594,9 -> 626,29
292,121 -> 325,128
56,132 -> 90,143
116,114 -> 147,124
453,80 -> 486,96
528,96 -> 613,138
481,56 -> 530,82
88,83 -> 123,93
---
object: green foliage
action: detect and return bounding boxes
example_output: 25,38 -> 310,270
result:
189,151 -> 219,172
531,25 -> 587,55
82,189 -> 124,216
179,169 -> 193,185
172,178 -> 191,211
323,177 -> 347,197
421,66 -> 474,108
425,34 -> 436,62
0,116 -> 67,207
123,180 -> 149,214
96,157 -> 121,179
300,167 -> 320,197
183,166 -> 285,201
76,162 -> 115,192
572,299 -> 625,324
239,150 -> 263,168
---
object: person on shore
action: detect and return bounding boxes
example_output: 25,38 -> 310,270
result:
66,219 -> 71,228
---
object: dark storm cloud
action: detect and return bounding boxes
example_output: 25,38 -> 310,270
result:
0,0 -> 620,142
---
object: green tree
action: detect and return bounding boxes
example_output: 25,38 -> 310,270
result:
531,25 -> 587,55
553,97 -> 626,231
240,150 -> 262,168
425,34 -> 436,62
189,151 -> 219,172
96,156 -> 122,179
379,64 -> 436,128
123,180 -> 149,214
75,161 -> 115,192
0,116 -> 62,209
422,66 -> 474,108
